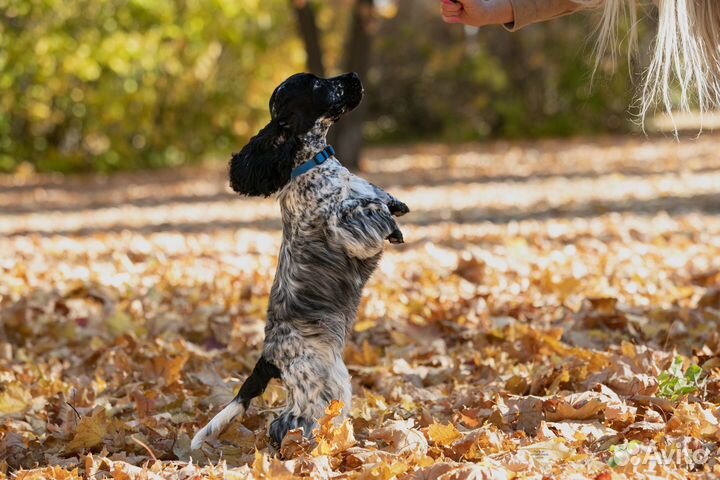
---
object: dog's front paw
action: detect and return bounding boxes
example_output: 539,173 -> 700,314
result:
388,199 -> 410,217
270,413 -> 315,447
387,228 -> 404,244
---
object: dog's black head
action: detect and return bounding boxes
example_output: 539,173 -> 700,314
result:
271,72 -> 364,129
229,72 -> 364,197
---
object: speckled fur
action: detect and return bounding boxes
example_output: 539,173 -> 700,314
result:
192,73 -> 409,450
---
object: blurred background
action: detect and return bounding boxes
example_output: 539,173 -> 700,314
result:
0,0 -> 660,174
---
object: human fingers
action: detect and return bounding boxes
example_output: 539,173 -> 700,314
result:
442,13 -> 463,23
441,7 -> 463,22
441,0 -> 463,14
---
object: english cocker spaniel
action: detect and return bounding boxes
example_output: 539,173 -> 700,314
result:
191,72 -> 409,450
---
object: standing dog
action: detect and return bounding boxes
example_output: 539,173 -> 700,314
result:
191,72 -> 409,449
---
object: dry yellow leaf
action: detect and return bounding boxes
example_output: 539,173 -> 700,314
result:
14,467 -> 81,480
143,352 -> 189,385
312,419 -> 356,456
312,400 -> 356,456
361,462 -> 411,480
545,395 -> 605,422
354,319 -> 376,332
427,422 -> 463,447
0,383 -> 32,415
370,419 -> 428,456
66,408 -> 108,452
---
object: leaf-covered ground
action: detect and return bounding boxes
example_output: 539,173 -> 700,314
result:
2,136 -> 720,479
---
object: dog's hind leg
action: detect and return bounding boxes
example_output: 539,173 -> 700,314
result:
269,349 -> 351,446
191,356 -> 281,450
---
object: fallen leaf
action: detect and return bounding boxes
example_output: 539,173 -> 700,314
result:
66,408 -> 109,452
370,419 -> 428,456
0,383 -> 32,415
426,422 -> 463,447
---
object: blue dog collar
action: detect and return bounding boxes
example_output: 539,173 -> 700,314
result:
291,145 -> 336,179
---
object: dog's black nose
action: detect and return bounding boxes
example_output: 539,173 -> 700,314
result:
342,72 -> 363,94
337,72 -> 360,82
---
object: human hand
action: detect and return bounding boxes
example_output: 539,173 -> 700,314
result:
440,0 -> 514,27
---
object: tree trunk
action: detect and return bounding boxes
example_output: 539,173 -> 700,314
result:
329,0 -> 374,171
290,0 -> 325,75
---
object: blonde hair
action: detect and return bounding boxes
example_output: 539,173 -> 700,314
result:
575,0 -> 720,129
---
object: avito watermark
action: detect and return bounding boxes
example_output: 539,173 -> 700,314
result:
608,441 -> 710,468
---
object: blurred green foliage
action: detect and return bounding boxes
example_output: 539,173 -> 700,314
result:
1,0 -> 639,173
0,0 -> 303,172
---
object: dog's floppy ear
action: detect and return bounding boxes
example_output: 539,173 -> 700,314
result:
229,120 -> 298,197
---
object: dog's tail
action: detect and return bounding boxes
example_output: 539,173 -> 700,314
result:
190,398 -> 245,451
191,356 -> 281,450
